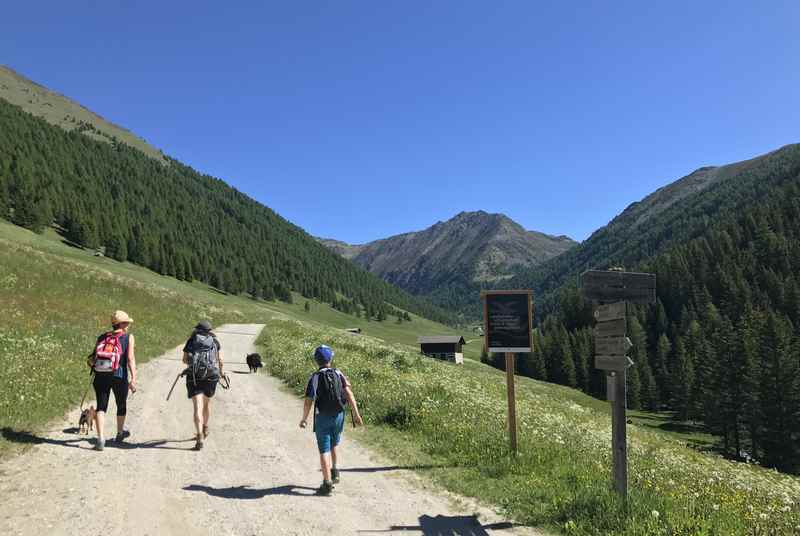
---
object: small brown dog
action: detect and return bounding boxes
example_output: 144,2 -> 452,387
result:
79,406 -> 96,435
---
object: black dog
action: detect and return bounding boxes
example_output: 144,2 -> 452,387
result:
246,353 -> 263,373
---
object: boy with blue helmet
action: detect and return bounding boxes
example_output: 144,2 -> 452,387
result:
299,344 -> 363,495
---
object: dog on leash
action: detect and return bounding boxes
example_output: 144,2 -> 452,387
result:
246,353 -> 263,373
79,406 -> 96,435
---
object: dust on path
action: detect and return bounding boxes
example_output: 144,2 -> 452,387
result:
0,324 -> 542,536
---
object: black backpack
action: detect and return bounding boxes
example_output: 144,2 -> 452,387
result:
187,333 -> 220,383
315,368 -> 346,416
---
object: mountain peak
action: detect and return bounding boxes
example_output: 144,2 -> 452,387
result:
320,211 -> 576,294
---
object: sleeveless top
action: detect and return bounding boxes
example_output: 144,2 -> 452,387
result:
114,333 -> 130,381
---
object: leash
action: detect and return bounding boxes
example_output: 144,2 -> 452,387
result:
80,358 -> 96,411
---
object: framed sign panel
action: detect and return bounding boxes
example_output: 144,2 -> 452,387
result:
481,290 -> 533,353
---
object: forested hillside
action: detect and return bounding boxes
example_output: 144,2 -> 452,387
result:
0,98 -> 452,324
489,144 -> 800,473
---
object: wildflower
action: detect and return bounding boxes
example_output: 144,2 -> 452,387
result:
651,510 -> 660,519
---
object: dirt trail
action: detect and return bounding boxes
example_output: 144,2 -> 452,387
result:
0,324 -> 539,536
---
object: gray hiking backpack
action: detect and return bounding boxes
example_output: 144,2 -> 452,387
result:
187,332 -> 220,383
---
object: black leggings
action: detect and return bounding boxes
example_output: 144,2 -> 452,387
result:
93,373 -> 129,416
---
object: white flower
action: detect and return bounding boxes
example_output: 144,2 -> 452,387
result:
651,510 -> 660,519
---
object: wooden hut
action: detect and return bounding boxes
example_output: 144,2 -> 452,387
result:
417,335 -> 465,364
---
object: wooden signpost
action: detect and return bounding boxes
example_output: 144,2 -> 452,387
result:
581,269 -> 655,498
481,290 -> 533,454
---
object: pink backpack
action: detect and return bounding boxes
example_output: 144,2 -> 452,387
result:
93,331 -> 123,373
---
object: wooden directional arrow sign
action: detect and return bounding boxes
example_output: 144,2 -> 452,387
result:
594,318 -> 626,338
595,336 -> 633,356
595,355 -> 635,371
594,302 -> 626,322
581,270 -> 656,304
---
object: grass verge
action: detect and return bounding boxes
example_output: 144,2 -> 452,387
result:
258,318 -> 800,536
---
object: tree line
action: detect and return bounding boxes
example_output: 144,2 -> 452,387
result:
0,98 -> 454,325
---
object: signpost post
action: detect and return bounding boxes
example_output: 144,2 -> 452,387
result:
481,290 -> 533,454
581,270 -> 655,498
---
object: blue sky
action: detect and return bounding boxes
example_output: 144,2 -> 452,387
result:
2,2 -> 799,243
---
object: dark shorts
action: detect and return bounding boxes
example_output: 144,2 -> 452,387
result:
186,378 -> 218,399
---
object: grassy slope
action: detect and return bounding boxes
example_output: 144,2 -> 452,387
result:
259,319 -> 800,536
0,220 -> 475,455
0,65 -> 166,162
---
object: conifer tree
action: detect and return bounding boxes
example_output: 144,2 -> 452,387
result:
568,329 -> 589,391
669,337 -> 693,421
655,334 -> 672,403
626,361 -> 641,410
105,233 -> 128,261
552,326 -> 576,387
759,313 -> 799,471
738,307 -> 763,459
11,179 -> 50,233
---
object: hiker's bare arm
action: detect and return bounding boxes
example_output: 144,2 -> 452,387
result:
300,398 -> 313,428
218,350 -> 224,375
182,351 -> 189,365
345,386 -> 363,426
128,335 -> 137,391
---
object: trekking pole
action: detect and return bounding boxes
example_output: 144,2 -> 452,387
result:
166,370 -> 187,401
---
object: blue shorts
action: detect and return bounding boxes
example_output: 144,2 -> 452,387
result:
315,412 -> 345,453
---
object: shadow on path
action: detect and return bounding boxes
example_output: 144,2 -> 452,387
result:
361,515 -> 518,535
340,464 -> 449,473
115,438 -> 196,451
1,428 -> 90,449
184,484 -> 318,499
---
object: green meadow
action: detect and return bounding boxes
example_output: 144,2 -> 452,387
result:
259,319 -> 800,536
0,220 -> 474,454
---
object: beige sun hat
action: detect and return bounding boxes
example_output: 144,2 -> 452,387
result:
111,310 -> 134,326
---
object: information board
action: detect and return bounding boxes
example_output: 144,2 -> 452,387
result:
482,290 -> 533,353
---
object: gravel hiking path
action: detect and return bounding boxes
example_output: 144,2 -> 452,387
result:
0,324 -> 541,536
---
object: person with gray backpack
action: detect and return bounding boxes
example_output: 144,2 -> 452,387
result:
182,320 -> 224,450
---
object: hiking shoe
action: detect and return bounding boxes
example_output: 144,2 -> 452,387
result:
202,425 -> 209,439
194,435 -> 204,451
94,439 -> 105,451
331,468 -> 340,484
115,430 -> 131,443
316,481 -> 333,496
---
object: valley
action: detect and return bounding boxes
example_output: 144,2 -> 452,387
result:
2,59 -> 800,536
